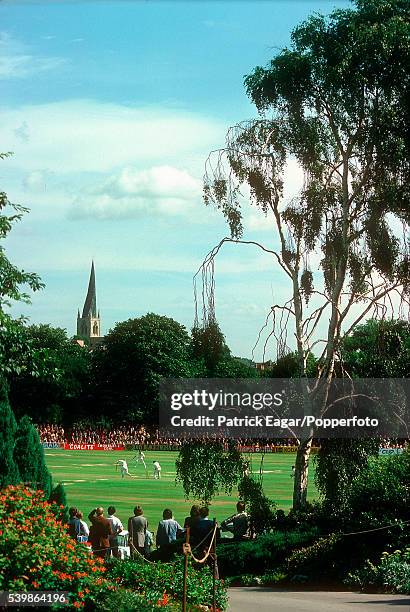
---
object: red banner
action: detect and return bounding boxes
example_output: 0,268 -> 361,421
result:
63,443 -> 126,451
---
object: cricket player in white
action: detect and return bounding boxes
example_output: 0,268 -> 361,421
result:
132,449 -> 147,470
114,459 -> 133,478
153,460 -> 161,479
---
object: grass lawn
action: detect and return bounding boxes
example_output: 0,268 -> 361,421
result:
45,449 -> 318,532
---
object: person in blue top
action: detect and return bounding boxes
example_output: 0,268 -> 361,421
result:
156,508 -> 184,549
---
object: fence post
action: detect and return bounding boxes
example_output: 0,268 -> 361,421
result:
183,527 -> 190,612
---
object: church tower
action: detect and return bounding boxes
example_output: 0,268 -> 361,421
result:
77,262 -> 102,345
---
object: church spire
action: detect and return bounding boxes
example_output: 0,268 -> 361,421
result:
82,261 -> 97,318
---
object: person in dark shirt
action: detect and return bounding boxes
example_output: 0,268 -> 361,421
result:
190,506 -> 215,547
221,502 -> 250,541
88,507 -> 112,558
184,504 -> 200,530
67,507 -> 81,540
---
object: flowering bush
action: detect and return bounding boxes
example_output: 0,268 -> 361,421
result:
0,485 -> 114,608
106,556 -> 228,610
347,548 -> 410,594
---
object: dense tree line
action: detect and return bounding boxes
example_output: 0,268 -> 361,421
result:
4,314 -> 256,427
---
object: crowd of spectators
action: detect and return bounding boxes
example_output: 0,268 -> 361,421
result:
68,501 -> 249,562
36,423 -> 305,450
37,423 -> 409,452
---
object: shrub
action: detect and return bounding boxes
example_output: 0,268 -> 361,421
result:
106,556 -> 228,610
347,548 -> 410,595
345,451 -> 410,529
217,528 -> 320,576
13,415 -> 52,498
285,534 -> 342,578
96,589 -> 171,611
0,386 -> 19,487
49,482 -> 69,523
0,485 -> 114,608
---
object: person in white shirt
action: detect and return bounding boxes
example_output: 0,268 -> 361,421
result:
76,511 -> 89,543
132,449 -> 147,470
153,460 -> 162,479
107,505 -> 124,558
114,459 -> 133,478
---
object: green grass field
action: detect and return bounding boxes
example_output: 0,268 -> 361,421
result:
45,449 -> 317,531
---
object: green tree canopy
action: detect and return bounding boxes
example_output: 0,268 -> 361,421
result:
9,324 -> 91,424
0,154 -> 44,385
192,320 -> 258,377
341,319 -> 410,378
92,313 -> 198,423
176,440 -> 244,505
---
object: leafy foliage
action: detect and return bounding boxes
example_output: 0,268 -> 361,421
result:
176,440 -> 244,504
0,485 -> 113,608
0,385 -> 19,488
202,0 -> 410,510
192,320 -> 228,374
237,476 -> 276,534
192,320 -> 257,378
96,589 -> 168,611
263,351 -> 317,378
9,324 -> 91,424
106,556 -> 228,610
217,528 -> 320,577
347,548 -> 410,595
285,533 -> 343,578
49,482 -> 69,523
13,415 -> 52,498
92,313 -> 197,423
314,439 -> 379,519
342,319 -> 410,378
345,449 -> 410,529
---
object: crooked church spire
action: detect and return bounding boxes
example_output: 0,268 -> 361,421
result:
77,261 -> 102,345
82,261 -> 97,318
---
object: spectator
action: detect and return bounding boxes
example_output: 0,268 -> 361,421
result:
221,502 -> 250,541
67,507 -> 81,540
184,504 -> 200,530
128,506 -> 147,557
156,509 -> 184,549
107,505 -> 123,559
76,511 -> 89,542
191,506 -> 214,547
88,507 -> 112,558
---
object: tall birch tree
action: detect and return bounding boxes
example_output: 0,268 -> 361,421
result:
199,0 -> 410,509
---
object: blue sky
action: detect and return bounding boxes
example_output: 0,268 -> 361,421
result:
1,0 -> 350,358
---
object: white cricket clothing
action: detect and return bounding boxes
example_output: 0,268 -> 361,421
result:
153,461 -> 162,479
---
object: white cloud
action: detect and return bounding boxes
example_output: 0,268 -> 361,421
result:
69,165 -> 202,220
0,32 -> 65,79
0,99 -> 226,174
22,170 -> 51,192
